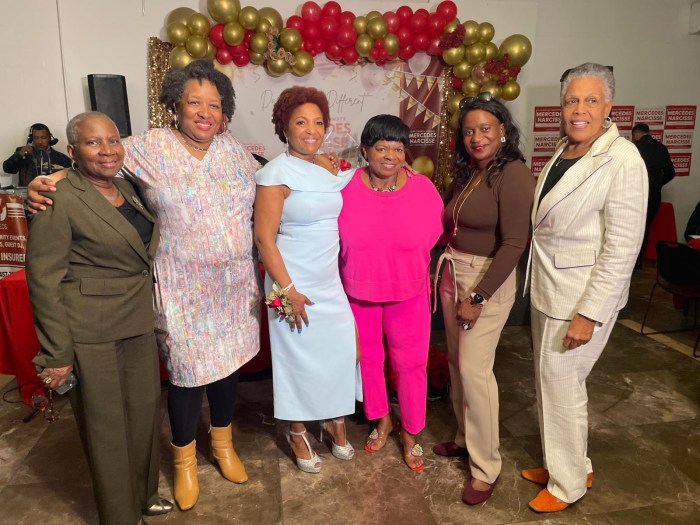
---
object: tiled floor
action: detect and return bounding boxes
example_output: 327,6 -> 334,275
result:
0,263 -> 698,524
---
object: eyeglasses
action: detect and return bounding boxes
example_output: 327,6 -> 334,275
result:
459,92 -> 494,110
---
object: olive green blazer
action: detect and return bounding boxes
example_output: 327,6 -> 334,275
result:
27,169 -> 160,368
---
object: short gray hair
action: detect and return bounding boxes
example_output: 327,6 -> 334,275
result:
66,111 -> 117,144
560,63 -> 615,104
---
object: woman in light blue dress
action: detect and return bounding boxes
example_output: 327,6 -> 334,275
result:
254,87 -> 356,473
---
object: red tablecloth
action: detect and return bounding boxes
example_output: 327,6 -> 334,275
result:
0,269 -> 45,405
644,202 -> 677,260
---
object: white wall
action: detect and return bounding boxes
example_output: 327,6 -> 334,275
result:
1,0 -> 698,238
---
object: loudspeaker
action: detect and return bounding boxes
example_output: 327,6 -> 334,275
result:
87,74 -> 132,138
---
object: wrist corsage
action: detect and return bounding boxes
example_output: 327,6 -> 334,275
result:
265,281 -> 294,323
339,158 -> 352,171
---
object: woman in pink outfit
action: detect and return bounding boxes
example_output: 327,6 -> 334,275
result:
338,114 -> 443,470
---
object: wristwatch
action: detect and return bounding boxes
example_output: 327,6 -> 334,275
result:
469,292 -> 487,306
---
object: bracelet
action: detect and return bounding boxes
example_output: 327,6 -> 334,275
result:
282,282 -> 294,292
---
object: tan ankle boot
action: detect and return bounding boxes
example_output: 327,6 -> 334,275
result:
172,441 -> 199,511
209,424 -> 248,483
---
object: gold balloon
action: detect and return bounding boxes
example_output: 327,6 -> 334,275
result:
445,18 -> 461,33
257,18 -> 271,34
449,112 -> 460,131
462,20 -> 479,45
480,81 -> 502,99
442,45 -> 465,66
249,52 -> 266,65
484,42 -> 498,60
500,79 -> 521,101
384,34 -> 399,55
366,10 -> 382,21
238,6 -> 259,30
366,17 -> 387,39
411,155 -> 435,178
353,16 -> 368,35
447,93 -> 464,116
453,60 -> 472,80
462,78 -> 480,96
292,50 -> 314,76
186,35 -> 208,59
355,34 -> 373,57
279,28 -> 302,52
267,57 -> 290,77
258,7 -> 283,31
442,173 -> 453,188
478,22 -> 495,43
207,0 -> 240,23
223,21 -> 245,46
187,13 -> 211,37
167,22 -> 190,46
205,40 -> 217,59
466,43 -> 486,64
249,32 -> 269,54
169,45 -> 193,69
167,7 -> 195,26
498,34 -> 533,67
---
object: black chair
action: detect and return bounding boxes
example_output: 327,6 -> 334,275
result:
640,240 -> 700,356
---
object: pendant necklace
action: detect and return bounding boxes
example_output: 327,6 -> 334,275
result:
451,171 -> 484,237
368,172 -> 398,192
177,130 -> 209,152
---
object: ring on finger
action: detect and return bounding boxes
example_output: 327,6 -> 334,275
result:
462,323 -> 469,331
43,377 -> 52,384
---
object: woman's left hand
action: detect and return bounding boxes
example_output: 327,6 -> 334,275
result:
562,314 -> 595,349
37,365 -> 73,390
457,300 -> 483,331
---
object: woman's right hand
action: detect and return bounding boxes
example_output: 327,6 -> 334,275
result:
286,287 -> 312,332
27,176 -> 59,212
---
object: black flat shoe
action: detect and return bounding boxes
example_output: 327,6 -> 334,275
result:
144,497 -> 174,516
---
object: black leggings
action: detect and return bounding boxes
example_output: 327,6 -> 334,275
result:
168,371 -> 239,447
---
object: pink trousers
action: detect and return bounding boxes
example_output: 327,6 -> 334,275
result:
350,291 -> 430,435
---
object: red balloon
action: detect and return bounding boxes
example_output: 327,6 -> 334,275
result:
302,23 -> 320,41
383,11 -> 400,34
369,47 -> 380,60
229,42 -> 248,56
436,0 -> 458,22
216,47 -> 232,65
398,44 -> 416,60
342,46 -> 359,64
396,6 -> 413,26
413,33 -> 430,51
209,23 -> 226,48
387,52 -> 398,61
301,1 -> 322,23
233,53 -> 250,66
325,41 -> 343,61
322,1 -> 341,20
427,12 -> 447,38
452,76 -> 464,91
396,26 -> 413,47
244,29 -> 254,43
320,16 -> 339,39
302,39 -> 316,54
427,36 -> 442,56
379,48 -> 388,60
313,38 -> 326,54
336,23 -> 356,48
373,38 -> 384,49
286,15 -> 304,31
339,10 -> 355,26
410,10 -> 430,33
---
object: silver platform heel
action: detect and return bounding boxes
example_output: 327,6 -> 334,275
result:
321,418 -> 355,461
286,428 -> 322,473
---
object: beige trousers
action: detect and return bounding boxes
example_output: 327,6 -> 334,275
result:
438,248 -> 516,484
531,308 -> 617,503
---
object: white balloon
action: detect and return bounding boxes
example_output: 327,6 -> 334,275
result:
407,53 -> 431,75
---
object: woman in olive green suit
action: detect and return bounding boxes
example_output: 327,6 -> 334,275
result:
26,112 -> 171,525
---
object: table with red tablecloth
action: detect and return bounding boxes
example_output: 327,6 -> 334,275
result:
0,269 -> 45,405
644,202 -> 677,260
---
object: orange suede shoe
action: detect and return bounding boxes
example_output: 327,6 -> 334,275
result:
528,489 -> 570,513
521,467 -> 593,489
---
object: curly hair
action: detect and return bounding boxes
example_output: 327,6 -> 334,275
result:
158,59 -> 236,122
452,98 -> 525,190
271,87 -> 330,143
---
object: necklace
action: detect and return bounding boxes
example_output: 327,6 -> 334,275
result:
176,129 -> 209,152
451,171 -> 484,237
368,172 -> 398,192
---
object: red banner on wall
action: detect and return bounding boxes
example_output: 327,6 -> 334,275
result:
665,105 -> 696,130
611,105 -> 634,130
0,194 -> 28,277
530,156 -> 551,176
670,152 -> 692,177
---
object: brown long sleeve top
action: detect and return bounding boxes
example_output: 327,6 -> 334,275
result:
443,159 -> 535,299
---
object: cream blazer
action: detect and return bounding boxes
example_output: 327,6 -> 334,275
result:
528,123 -> 648,323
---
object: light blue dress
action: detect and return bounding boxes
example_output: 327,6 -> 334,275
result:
255,153 -> 357,421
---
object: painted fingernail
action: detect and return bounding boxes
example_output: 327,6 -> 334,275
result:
297,328 -> 302,334
309,301 -> 315,305
289,325 -> 294,332
279,317 -> 284,323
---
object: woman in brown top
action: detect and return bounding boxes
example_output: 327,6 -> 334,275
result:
434,93 -> 535,505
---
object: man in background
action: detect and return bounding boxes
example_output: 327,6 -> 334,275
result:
3,123 -> 71,187
632,123 -> 676,267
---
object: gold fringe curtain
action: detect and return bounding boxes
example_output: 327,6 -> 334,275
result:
435,66 -> 455,192
148,37 -> 173,129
